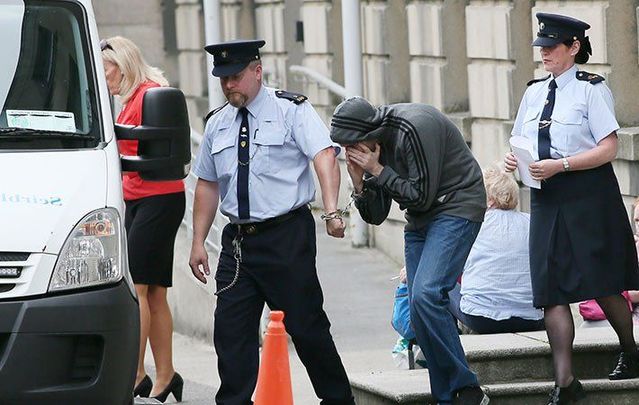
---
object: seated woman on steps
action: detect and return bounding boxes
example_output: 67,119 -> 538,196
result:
448,165 -> 545,334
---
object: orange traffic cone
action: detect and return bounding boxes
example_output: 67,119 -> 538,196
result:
254,310 -> 294,405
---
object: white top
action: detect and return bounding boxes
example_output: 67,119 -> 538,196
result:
511,64 -> 619,159
193,86 -> 337,223
460,209 -> 543,321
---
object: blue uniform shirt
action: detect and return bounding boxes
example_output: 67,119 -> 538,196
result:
512,64 -> 619,159
193,86 -> 337,223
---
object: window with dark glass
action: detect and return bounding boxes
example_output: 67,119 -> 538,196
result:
0,0 -> 101,149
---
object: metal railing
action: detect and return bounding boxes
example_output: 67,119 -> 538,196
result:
289,65 -> 350,98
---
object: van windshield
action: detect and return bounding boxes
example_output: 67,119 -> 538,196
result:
0,0 -> 101,150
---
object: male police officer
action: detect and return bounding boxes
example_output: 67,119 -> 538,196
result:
189,39 -> 355,405
331,97 -> 488,405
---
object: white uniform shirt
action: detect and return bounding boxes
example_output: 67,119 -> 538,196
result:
512,64 -> 619,159
460,209 -> 543,321
193,86 -> 337,223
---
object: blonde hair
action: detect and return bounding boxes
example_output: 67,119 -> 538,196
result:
483,164 -> 519,210
101,36 -> 169,104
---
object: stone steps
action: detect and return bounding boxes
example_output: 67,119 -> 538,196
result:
352,374 -> 639,405
349,327 -> 639,404
485,379 -> 639,405
463,330 -> 622,384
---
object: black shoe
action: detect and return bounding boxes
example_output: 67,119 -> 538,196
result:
547,378 -> 586,405
134,375 -> 153,398
152,372 -> 184,403
452,385 -> 489,405
609,351 -> 639,380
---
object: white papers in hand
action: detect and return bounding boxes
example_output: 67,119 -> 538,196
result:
509,136 -> 540,189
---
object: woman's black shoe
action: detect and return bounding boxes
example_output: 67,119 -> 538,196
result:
547,378 -> 585,405
134,375 -> 153,398
609,351 -> 639,380
152,372 -> 184,403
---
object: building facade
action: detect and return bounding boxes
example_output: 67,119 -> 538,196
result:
96,0 -> 639,298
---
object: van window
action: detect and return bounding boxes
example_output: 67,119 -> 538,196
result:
0,0 -> 101,150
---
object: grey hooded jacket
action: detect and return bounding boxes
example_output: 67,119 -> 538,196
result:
330,98 -> 486,231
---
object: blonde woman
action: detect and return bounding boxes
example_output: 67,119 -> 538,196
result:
448,166 -> 544,334
101,36 -> 184,403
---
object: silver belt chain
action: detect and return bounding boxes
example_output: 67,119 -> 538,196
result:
214,230 -> 243,296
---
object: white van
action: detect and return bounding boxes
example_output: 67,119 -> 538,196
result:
0,1 -> 190,404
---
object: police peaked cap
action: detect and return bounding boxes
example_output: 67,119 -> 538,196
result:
204,39 -> 266,77
533,13 -> 590,47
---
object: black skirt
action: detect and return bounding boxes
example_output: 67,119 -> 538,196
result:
530,163 -> 639,307
125,192 -> 185,287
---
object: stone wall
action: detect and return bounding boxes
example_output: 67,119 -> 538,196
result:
301,0 -> 337,122
208,0 -> 639,263
95,0 -> 177,83
175,0 -> 208,132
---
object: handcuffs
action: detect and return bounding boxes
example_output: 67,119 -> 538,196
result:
320,193 -> 357,222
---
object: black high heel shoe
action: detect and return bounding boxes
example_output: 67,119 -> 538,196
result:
152,372 -> 184,403
609,351 -> 639,380
134,375 -> 153,398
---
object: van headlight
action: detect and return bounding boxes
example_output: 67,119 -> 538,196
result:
49,208 -> 129,292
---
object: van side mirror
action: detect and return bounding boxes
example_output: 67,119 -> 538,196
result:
115,87 -> 191,181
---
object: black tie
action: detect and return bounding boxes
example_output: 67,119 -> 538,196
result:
237,108 -> 250,220
538,79 -> 557,160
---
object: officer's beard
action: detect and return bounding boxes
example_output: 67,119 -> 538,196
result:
226,92 -> 248,108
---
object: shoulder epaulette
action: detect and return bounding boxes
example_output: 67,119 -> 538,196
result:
527,75 -> 551,86
275,90 -> 307,105
576,71 -> 605,84
204,102 -> 229,122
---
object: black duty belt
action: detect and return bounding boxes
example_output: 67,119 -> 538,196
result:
236,205 -> 308,235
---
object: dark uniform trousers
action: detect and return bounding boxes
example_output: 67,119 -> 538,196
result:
213,207 -> 354,405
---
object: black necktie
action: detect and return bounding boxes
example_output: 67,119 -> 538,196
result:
237,108 -> 250,220
538,79 -> 557,160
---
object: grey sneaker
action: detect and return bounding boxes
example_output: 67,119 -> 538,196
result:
452,385 -> 489,405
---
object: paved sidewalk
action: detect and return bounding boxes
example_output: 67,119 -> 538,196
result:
142,216 -> 401,404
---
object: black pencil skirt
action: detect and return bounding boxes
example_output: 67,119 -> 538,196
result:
529,163 -> 639,307
125,192 -> 185,287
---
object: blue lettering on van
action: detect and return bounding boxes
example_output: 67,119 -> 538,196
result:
0,192 -> 63,206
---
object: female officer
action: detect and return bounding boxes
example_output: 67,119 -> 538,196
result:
505,13 -> 639,404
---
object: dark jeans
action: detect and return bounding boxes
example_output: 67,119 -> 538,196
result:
404,214 -> 482,404
448,283 -> 546,334
213,208 -> 354,405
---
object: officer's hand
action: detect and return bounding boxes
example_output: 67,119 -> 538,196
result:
504,152 -> 518,172
189,244 -> 210,284
529,159 -> 562,181
326,217 -> 345,238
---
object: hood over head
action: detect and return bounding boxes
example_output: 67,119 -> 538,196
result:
330,97 -> 389,144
